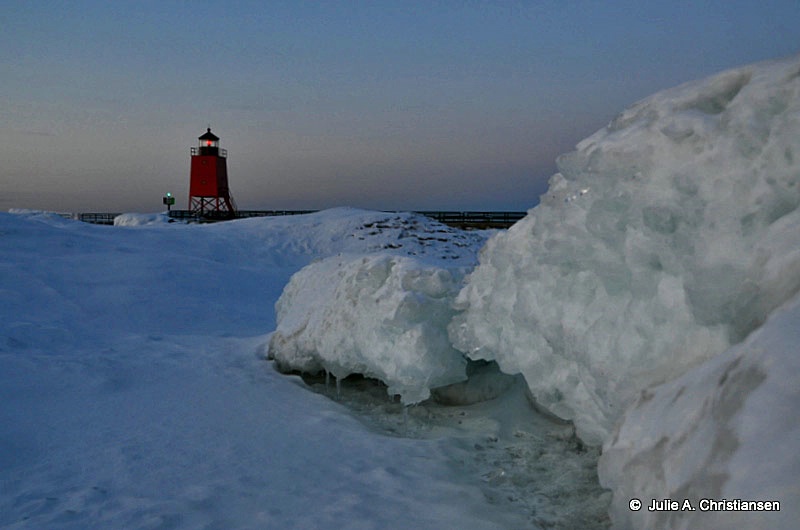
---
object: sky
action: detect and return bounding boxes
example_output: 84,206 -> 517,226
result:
2,1 -> 799,213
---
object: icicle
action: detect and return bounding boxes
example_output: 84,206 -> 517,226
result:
336,376 -> 341,401
325,369 -> 330,391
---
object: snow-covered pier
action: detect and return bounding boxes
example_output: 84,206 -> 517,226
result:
66,209 -> 527,228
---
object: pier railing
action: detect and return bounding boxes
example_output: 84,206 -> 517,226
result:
414,211 -> 527,228
167,210 -> 526,228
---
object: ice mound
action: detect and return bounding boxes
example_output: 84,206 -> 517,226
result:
265,209 -> 490,403
269,254 -> 469,404
113,212 -> 172,226
599,292 -> 800,529
450,54 -> 800,444
214,207 -> 490,269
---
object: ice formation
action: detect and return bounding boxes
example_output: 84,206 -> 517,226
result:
266,210 -> 489,403
269,254 -> 469,404
599,292 -> 800,529
450,54 -> 800,444
113,212 -> 173,226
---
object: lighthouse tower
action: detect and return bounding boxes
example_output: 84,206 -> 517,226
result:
188,128 -> 236,218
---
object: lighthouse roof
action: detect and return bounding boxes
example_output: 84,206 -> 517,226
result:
198,128 -> 219,141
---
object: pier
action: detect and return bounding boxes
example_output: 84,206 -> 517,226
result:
65,210 -> 527,229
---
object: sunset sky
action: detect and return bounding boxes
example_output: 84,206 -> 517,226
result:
2,1 -> 799,213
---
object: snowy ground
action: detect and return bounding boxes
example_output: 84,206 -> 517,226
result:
0,209 -> 607,529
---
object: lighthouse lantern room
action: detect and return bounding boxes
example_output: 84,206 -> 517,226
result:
189,128 -> 236,218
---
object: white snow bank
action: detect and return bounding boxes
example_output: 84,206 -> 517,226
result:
113,212 -> 172,226
265,209 -> 490,404
8,208 -> 73,224
205,207 -> 491,270
0,207 -> 487,346
269,254 -> 469,404
450,54 -> 800,444
599,291 -> 800,530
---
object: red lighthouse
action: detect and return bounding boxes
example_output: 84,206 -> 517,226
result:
189,128 -> 236,218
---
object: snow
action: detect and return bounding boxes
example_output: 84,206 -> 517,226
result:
269,211 -> 487,403
449,53 -> 800,445
599,291 -> 800,529
265,209 -> 493,403
268,254 -> 469,404
266,211 -> 492,405
113,212 -> 173,226
0,209 -> 530,529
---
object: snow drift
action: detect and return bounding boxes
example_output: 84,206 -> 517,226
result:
598,291 -> 800,529
450,54 -> 800,445
269,255 -> 469,403
113,212 -> 172,226
1,208 -> 534,530
267,213 -> 489,404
